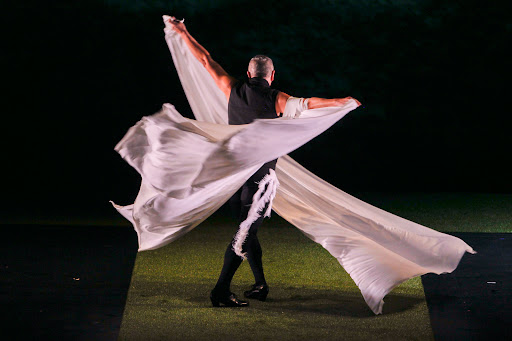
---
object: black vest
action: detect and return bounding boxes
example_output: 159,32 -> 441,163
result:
228,77 -> 280,176
228,77 -> 279,125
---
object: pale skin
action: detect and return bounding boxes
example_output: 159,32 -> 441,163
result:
168,17 -> 361,115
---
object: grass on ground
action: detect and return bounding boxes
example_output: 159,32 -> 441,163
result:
118,192 -> 511,340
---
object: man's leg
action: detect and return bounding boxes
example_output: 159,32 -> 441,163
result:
244,216 -> 267,286
212,184 -> 267,293
241,189 -> 270,301
239,184 -> 267,287
212,187 -> 245,295
213,243 -> 244,295
210,186 -> 250,307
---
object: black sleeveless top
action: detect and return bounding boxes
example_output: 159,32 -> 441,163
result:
228,77 -> 280,179
228,77 -> 279,125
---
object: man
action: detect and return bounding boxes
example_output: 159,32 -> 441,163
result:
168,17 -> 360,307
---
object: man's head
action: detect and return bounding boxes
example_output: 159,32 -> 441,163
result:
247,55 -> 275,84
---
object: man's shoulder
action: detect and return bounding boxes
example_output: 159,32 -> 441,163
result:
229,79 -> 245,92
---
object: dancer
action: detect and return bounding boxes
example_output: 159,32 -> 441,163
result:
112,16 -> 474,315
167,17 -> 361,307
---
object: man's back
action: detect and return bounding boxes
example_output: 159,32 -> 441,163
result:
228,77 -> 279,125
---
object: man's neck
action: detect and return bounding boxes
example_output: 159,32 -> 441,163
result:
249,77 -> 271,86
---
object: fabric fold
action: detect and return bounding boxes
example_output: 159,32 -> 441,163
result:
111,98 -> 357,252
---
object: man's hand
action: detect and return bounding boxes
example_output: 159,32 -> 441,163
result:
168,16 -> 187,35
336,97 -> 361,107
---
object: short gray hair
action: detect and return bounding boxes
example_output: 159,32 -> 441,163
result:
248,55 -> 274,78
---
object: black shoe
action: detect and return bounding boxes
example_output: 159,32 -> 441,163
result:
244,284 -> 269,301
210,290 -> 249,307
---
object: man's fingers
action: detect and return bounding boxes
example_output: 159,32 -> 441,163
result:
348,97 -> 361,106
168,16 -> 184,32
169,16 -> 180,24
169,16 -> 184,23
346,96 -> 361,106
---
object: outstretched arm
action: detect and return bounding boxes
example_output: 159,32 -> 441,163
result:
308,96 -> 361,109
275,92 -> 361,116
168,17 -> 236,100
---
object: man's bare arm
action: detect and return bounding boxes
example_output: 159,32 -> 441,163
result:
168,17 -> 236,100
275,92 -> 361,116
275,91 -> 291,115
308,97 -> 361,109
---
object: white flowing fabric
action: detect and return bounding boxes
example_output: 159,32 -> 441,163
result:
111,16 -> 475,315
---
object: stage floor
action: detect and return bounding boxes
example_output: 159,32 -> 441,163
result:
0,224 -> 510,340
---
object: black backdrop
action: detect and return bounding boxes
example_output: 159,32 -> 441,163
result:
3,0 -> 510,220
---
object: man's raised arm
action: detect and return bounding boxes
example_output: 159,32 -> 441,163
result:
168,17 -> 236,100
276,92 -> 361,118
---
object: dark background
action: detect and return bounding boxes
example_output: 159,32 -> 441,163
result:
2,0 -> 510,222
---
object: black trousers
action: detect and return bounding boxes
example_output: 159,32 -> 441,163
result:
213,160 -> 277,294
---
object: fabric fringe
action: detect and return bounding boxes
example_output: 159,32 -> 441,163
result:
232,169 -> 279,259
